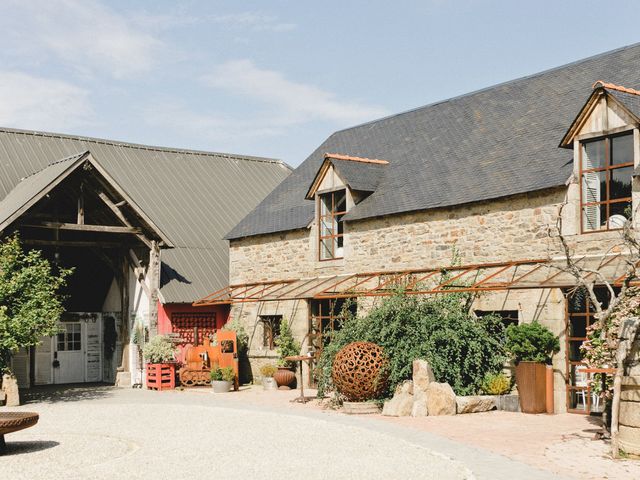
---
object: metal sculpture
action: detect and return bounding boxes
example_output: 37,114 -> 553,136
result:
178,330 -> 239,388
332,341 -> 387,401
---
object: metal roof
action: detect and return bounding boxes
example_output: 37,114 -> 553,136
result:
227,42 -> 640,240
0,128 -> 291,303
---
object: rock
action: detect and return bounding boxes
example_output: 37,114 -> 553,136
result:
382,392 -> 414,416
2,374 -> 20,407
495,394 -> 521,412
456,395 -> 496,414
0,389 -> 5,406
619,424 -> 640,455
426,382 -> 456,416
411,394 -> 428,417
395,380 -> 413,395
620,400 -> 640,428
412,359 -> 435,394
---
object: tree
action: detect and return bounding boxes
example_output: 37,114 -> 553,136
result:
554,204 -> 640,457
0,235 -> 72,374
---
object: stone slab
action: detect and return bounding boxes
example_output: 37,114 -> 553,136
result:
1,375 -> 19,407
495,394 -> 521,412
343,401 -> 382,415
620,400 -> 640,428
456,395 -> 496,414
619,424 -> 640,455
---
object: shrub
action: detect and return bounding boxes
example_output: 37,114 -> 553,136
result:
504,322 -> 559,364
260,364 -> 277,377
481,372 -> 511,395
210,366 -> 235,382
275,318 -> 301,368
142,335 -> 176,364
317,292 -> 506,397
220,318 -> 248,354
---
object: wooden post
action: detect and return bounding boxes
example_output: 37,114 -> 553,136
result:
120,254 -> 130,372
147,241 -> 161,337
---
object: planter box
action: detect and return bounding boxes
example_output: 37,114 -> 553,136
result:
515,362 -> 546,414
343,401 -> 382,415
146,363 -> 176,391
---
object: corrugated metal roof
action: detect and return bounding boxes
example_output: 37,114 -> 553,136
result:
227,42 -> 640,239
0,128 -> 291,303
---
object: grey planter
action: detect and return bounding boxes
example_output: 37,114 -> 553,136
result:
211,380 -> 232,393
262,377 -> 278,390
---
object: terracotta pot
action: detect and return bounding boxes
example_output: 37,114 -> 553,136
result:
515,361 -> 547,413
273,367 -> 295,389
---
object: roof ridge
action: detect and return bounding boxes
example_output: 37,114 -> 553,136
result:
593,80 -> 640,96
325,152 -> 389,165
0,126 -> 289,168
332,42 -> 640,134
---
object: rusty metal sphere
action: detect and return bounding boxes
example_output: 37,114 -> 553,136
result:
332,341 -> 388,401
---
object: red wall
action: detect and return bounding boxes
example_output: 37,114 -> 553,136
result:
158,302 -> 230,363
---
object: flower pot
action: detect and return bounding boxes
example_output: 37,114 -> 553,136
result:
515,361 -> 547,413
273,367 -> 295,389
211,380 -> 233,393
262,377 -> 278,390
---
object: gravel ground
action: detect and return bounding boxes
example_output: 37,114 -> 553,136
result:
3,387 -> 474,480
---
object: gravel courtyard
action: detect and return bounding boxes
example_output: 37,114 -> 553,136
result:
3,385 -> 618,480
2,386 -> 477,480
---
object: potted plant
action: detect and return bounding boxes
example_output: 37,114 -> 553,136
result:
210,366 -> 235,393
143,335 -> 178,391
505,322 -> 559,413
273,318 -> 301,389
260,364 -> 278,390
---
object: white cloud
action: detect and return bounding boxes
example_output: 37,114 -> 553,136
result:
0,72 -> 93,131
208,13 -> 297,32
131,11 -> 296,33
201,60 -> 388,124
1,0 -> 162,78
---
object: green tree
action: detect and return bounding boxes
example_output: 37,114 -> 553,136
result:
0,235 -> 72,374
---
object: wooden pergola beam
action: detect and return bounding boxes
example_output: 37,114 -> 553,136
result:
19,222 -> 141,234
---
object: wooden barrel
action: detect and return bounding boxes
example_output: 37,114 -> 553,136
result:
515,362 -> 547,414
619,376 -> 640,455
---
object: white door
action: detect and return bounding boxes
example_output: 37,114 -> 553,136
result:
54,323 -> 85,384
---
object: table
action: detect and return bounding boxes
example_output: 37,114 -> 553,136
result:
285,355 -> 315,404
0,412 -> 39,454
583,367 -> 616,439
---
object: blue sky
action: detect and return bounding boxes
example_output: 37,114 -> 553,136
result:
0,1 -> 639,166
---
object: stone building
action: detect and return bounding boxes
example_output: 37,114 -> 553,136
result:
197,43 -> 640,414
0,128 -> 290,388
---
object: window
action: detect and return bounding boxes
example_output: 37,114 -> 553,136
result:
259,315 -> 281,350
309,299 -> 356,351
580,132 -> 634,231
474,310 -> 519,329
318,190 -> 346,260
57,323 -> 82,351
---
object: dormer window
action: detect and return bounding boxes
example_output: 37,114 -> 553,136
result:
318,189 -> 346,260
580,132 -> 633,231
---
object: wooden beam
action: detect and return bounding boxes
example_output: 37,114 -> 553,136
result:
20,222 -> 141,234
147,241 -> 161,337
22,239 -> 125,248
77,186 -> 85,225
97,191 -> 152,248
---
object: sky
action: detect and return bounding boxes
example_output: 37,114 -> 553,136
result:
0,1 -> 639,167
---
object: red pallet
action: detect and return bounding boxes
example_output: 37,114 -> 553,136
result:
146,363 -> 176,391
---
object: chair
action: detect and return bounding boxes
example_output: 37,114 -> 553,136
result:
575,368 -> 599,411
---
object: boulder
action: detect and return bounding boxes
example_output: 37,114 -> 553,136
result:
2,374 -> 20,407
382,392 -> 414,417
412,359 -> 435,394
395,380 -> 413,396
0,389 -> 5,406
411,394 -> 429,417
426,382 -> 456,416
456,395 -> 496,414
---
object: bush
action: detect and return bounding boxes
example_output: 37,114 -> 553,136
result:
481,372 -> 511,395
210,366 -> 235,382
317,292 -> 506,397
260,364 -> 277,377
504,322 -> 559,364
275,318 -> 300,368
142,335 -> 176,364
220,318 -> 248,353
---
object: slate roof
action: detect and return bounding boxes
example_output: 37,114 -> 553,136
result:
610,90 -> 640,119
0,128 -> 291,302
227,43 -> 640,239
331,158 -> 388,194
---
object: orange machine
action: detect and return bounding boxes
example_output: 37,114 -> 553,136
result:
178,330 -> 238,389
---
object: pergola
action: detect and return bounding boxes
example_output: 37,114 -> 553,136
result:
194,254 -> 633,306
